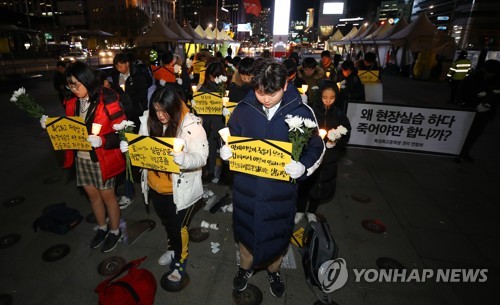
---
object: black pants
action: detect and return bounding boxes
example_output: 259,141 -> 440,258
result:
150,189 -> 195,261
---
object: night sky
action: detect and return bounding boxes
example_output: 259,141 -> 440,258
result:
259,0 -> 381,20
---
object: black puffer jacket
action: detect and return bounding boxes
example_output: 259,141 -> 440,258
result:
303,101 -> 351,202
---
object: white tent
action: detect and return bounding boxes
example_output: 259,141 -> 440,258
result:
169,20 -> 194,42
136,18 -> 180,46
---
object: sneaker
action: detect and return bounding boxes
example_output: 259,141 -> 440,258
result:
233,267 -> 253,291
158,250 -> 175,266
306,213 -> 317,223
118,196 -> 134,210
101,230 -> 122,253
90,229 -> 108,249
267,271 -> 285,298
226,203 -> 233,213
294,212 -> 304,224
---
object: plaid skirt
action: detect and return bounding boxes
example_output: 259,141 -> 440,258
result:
76,157 -> 115,190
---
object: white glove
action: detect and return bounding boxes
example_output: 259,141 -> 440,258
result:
284,160 -> 305,179
477,91 -> 487,97
170,151 -> 185,166
40,115 -> 48,129
300,94 -> 308,104
220,144 -> 233,161
326,140 -> 336,148
159,79 -> 166,86
120,140 -> 129,153
176,78 -> 183,85
189,74 -> 194,80
87,135 -> 102,148
191,99 -> 196,107
222,107 -> 231,116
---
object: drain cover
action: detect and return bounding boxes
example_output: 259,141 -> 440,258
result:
161,271 -> 190,292
0,294 -> 13,305
138,219 -> 156,231
232,284 -> 263,305
188,227 -> 209,242
0,234 -> 21,249
361,219 -> 386,233
43,176 -> 61,184
351,194 -> 371,203
376,257 -> 405,270
42,244 -> 70,262
3,196 -> 25,207
98,256 -> 127,276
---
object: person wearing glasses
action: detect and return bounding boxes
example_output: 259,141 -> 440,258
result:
42,61 -> 127,252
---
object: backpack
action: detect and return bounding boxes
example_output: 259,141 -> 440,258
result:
32,202 -> 83,235
95,256 -> 157,305
300,221 -> 338,304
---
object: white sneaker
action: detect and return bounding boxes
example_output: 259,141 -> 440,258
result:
118,196 -> 133,210
294,212 -> 304,224
158,250 -> 175,266
306,213 -> 317,223
226,203 -> 233,213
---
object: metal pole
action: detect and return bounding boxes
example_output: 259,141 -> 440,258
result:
24,0 -> 31,29
215,0 -> 219,52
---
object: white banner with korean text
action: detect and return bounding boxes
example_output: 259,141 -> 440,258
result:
346,102 -> 476,155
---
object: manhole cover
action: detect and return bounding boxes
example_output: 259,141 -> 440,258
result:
351,194 -> 371,203
42,244 -> 70,262
98,256 -> 127,276
85,212 -> 97,223
3,196 -> 25,207
0,294 -> 13,305
188,227 -> 209,242
0,234 -> 21,250
361,219 -> 386,233
342,173 -> 358,181
232,284 -> 263,305
138,219 -> 156,231
160,271 -> 190,292
342,158 -> 353,165
376,257 -> 405,270
43,176 -> 61,184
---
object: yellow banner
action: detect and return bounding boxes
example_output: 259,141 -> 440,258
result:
224,101 -> 238,125
125,133 -> 180,173
358,70 -> 380,84
228,136 -> 292,181
193,92 -> 223,115
46,116 -> 91,151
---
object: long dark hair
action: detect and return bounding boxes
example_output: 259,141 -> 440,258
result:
148,83 -> 185,137
65,61 -> 100,101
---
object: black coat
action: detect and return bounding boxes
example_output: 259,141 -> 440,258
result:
228,87 -> 325,267
300,102 -> 351,202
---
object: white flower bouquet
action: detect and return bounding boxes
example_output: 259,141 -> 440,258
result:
10,87 -> 45,118
214,75 -> 228,96
113,120 -> 136,183
326,125 -> 348,148
285,114 -> 317,182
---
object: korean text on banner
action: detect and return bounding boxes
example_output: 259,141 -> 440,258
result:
45,116 -> 92,151
346,102 -> 476,155
192,92 -> 223,115
228,136 -> 292,181
125,133 -> 180,173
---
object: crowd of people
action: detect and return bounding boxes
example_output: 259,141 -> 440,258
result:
43,45 -> 499,300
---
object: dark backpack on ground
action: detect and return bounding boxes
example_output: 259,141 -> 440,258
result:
32,202 -> 83,235
300,221 -> 338,304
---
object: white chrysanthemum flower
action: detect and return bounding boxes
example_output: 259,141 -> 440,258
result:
285,115 -> 304,133
186,59 -> 193,69
174,64 -> 181,74
113,120 -> 135,131
10,87 -> 26,102
303,118 -> 317,129
220,75 -> 228,82
336,125 -> 348,135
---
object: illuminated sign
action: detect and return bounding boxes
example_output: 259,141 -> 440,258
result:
273,0 -> 290,35
323,2 -> 344,14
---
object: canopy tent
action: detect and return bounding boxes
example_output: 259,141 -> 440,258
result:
354,23 -> 379,41
387,13 -> 438,51
204,27 -> 216,40
328,29 -> 344,42
136,18 -> 180,46
375,18 -> 408,42
194,25 -> 207,39
362,22 -> 393,42
338,26 -> 359,44
184,24 -> 212,44
216,29 -> 233,41
169,20 -> 193,42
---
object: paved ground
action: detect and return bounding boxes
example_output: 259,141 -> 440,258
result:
0,70 -> 499,305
